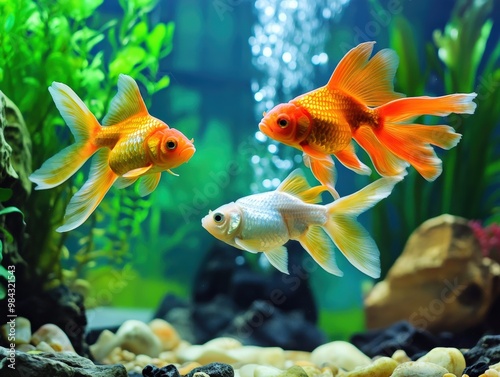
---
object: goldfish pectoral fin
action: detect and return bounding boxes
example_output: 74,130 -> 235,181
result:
353,127 -> 408,177
138,173 -> 161,197
276,169 -> 328,204
114,176 -> 138,189
122,165 -> 153,178
235,238 -> 262,254
56,149 -> 118,232
298,225 -> 343,276
301,146 -> 339,199
327,42 -> 404,106
334,143 -> 371,175
102,74 -> 149,126
263,246 -> 289,274
167,169 -> 179,176
323,176 -> 404,278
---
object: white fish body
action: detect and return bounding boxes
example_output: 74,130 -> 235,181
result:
202,169 -> 404,278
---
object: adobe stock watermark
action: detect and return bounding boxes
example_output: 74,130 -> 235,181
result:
213,0 -> 252,22
178,136 -> 259,224
339,0 -> 403,54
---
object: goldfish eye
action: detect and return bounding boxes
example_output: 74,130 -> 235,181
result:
278,118 -> 289,128
166,140 -> 177,150
213,212 -> 224,223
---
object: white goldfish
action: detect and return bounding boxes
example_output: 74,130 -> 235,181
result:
202,169 -> 403,278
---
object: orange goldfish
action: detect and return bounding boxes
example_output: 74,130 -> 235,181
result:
202,169 -> 403,278
30,74 -> 196,232
259,42 -> 477,198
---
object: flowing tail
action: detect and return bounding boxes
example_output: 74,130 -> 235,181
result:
29,82 -> 101,189
371,94 -> 477,180
322,175 -> 404,278
327,42 -> 477,180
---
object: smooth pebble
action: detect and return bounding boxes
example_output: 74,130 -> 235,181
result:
391,361 -> 449,377
345,356 -> 398,377
417,347 -> 465,376
31,323 -> 75,352
311,341 -> 371,371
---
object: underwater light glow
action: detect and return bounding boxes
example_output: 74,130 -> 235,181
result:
250,0 -> 351,192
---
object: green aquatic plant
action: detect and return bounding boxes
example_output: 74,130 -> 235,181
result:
0,0 -> 174,291
373,0 -> 500,274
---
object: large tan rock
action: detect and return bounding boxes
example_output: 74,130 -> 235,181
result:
365,214 -> 500,332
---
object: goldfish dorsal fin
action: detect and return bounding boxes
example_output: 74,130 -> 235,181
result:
277,169 -> 327,204
327,42 -> 405,107
102,74 -> 149,126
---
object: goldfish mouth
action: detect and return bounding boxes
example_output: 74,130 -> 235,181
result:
258,122 -> 270,135
181,145 -> 196,161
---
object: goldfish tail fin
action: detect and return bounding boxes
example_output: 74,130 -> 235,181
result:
353,127 -> 409,177
298,225 -> 343,276
323,175 -> 403,278
29,82 -> 101,189
373,94 -> 476,180
328,41 -> 405,106
57,149 -> 117,232
333,142 -> 372,175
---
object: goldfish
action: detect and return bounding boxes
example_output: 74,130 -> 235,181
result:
202,169 -> 403,278
259,42 -> 477,198
29,74 -> 196,232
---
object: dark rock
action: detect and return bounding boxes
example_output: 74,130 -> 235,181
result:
153,294 -> 190,320
227,300 -> 327,351
193,243 -> 245,304
15,284 -> 90,357
0,346 -> 127,377
350,321 -> 477,359
154,243 -> 325,351
463,335 -> 500,377
186,362 -> 234,377
351,321 -> 444,358
192,295 -> 237,344
142,364 -> 180,377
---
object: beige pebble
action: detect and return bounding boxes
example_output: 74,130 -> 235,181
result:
149,319 -> 181,351
194,373 -> 210,377
17,344 -> 36,352
134,353 -> 153,368
391,350 -> 411,364
117,320 -> 162,358
178,362 -> 202,375
31,323 -> 75,352
0,317 -> 31,345
481,369 -> 500,377
35,341 -> 56,353
311,341 -> 371,371
344,356 -> 398,377
90,330 -> 120,362
204,337 -> 242,349
391,361 -> 449,377
240,364 -> 283,377
490,362 -> 500,372
418,347 -> 466,376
